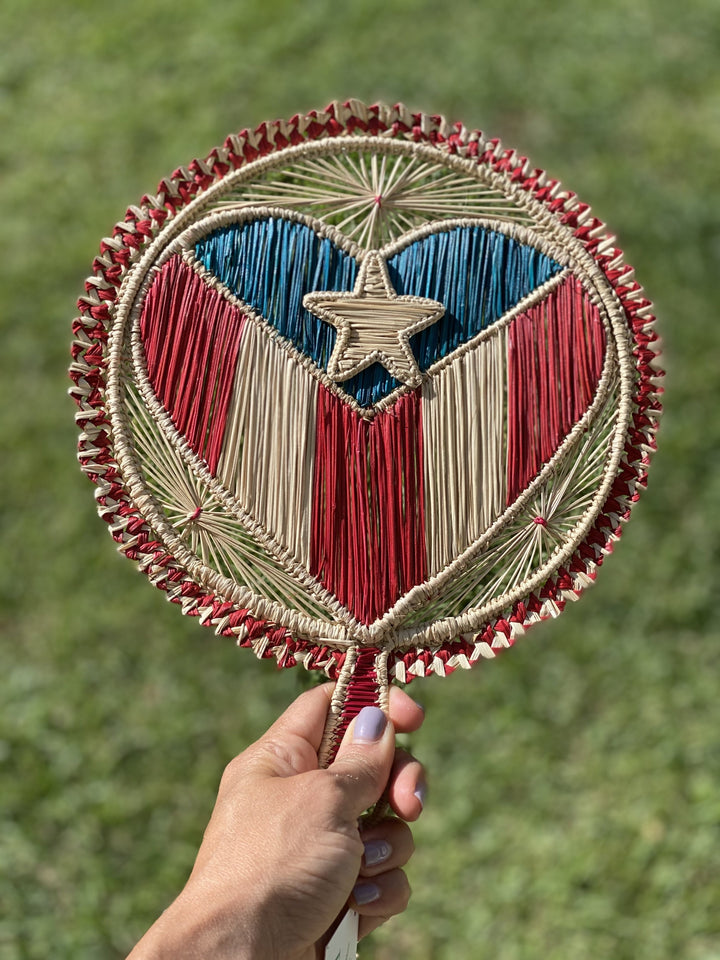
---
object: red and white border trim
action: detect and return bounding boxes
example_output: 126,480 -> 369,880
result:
69,100 -> 663,683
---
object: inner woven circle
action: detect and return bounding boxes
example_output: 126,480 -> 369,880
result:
107,136 -> 634,650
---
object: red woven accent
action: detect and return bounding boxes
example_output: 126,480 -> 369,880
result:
140,256 -> 245,474
506,275 -> 606,503
69,101 -> 663,678
323,648 -> 383,764
310,387 -> 427,625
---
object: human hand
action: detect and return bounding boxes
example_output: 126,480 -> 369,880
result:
127,683 -> 426,960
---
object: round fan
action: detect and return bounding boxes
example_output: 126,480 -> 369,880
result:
69,100 -> 662,762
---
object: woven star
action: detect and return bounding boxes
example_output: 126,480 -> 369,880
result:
303,252 -> 445,387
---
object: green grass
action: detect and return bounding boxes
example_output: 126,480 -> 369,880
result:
1,0 -> 719,957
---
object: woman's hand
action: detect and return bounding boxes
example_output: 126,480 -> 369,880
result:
128,683 -> 426,960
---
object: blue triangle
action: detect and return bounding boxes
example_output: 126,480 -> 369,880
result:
195,217 -> 563,407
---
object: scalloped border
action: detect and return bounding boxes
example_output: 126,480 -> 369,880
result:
69,99 -> 664,682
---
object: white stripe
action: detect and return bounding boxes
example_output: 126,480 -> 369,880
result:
422,329 -> 507,576
216,321 -> 318,570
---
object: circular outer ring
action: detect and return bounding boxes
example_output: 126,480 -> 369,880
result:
69,100 -> 663,683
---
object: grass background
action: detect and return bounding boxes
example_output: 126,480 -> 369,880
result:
1,0 -> 719,957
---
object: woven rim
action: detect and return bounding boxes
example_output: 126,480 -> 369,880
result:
69,99 -> 663,682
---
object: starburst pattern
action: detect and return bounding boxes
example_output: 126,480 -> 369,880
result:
403,381 -> 619,627
222,149 -> 532,248
124,382 -> 332,619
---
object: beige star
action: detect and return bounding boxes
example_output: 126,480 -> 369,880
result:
302,252 -> 445,387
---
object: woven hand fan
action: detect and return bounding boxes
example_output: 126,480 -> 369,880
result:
69,99 -> 662,773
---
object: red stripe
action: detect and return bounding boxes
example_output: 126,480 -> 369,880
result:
310,388 -> 427,624
320,649 -> 383,765
507,275 -> 606,502
140,255 -> 245,474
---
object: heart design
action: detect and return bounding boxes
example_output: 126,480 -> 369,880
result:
138,211 -> 606,628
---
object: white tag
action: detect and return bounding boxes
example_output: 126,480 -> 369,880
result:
324,907 -> 359,960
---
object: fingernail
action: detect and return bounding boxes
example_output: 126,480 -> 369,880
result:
414,700 -> 425,713
353,881 -> 381,906
353,706 -> 387,743
414,781 -> 427,810
363,839 -> 392,867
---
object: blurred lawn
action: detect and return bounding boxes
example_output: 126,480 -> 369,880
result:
1,0 -> 719,957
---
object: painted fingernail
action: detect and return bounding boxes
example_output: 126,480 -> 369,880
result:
363,839 -> 392,867
353,881 -> 381,906
353,706 -> 387,743
414,781 -> 427,810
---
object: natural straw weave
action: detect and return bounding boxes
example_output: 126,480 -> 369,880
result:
69,100 -> 662,696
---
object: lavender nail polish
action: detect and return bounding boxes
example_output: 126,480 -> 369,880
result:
353,706 -> 387,743
414,781 -> 427,810
353,881 -> 381,906
363,839 -> 392,867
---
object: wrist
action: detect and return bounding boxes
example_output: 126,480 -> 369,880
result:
127,887 -> 269,960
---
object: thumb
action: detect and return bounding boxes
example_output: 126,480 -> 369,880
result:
327,706 -> 395,820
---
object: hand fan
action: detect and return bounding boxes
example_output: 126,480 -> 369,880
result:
69,96 -> 661,904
